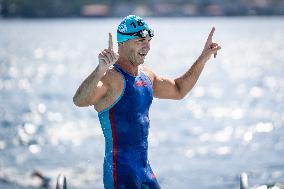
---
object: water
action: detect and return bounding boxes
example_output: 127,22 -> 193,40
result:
0,17 -> 284,189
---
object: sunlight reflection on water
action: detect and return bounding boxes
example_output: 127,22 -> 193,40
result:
0,17 -> 284,189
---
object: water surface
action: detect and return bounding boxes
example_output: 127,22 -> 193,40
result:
0,17 -> 284,189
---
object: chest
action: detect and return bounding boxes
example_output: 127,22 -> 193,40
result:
118,75 -> 153,112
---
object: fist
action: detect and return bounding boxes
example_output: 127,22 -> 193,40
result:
98,33 -> 119,70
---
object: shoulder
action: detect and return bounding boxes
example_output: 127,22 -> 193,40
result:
98,66 -> 124,94
93,66 -> 124,112
101,66 -> 124,85
140,66 -> 157,82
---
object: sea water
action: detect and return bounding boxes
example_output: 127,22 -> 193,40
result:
0,17 -> 284,189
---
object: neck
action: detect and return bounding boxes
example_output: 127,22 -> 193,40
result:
115,57 -> 139,76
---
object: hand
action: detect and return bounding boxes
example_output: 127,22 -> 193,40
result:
201,27 -> 221,60
98,33 -> 119,70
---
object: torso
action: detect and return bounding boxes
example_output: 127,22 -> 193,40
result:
98,63 -> 153,154
94,65 -> 154,112
98,64 -> 158,189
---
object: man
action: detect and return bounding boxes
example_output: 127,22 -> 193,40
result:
73,15 -> 221,189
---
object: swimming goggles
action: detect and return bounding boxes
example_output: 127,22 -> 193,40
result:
117,29 -> 154,38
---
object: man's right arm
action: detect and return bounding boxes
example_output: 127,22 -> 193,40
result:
73,33 -> 119,107
73,65 -> 108,107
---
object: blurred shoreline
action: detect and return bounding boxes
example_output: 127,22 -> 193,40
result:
0,15 -> 284,21
1,0 -> 284,18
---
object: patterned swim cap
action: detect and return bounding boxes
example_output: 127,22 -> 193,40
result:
117,15 -> 154,43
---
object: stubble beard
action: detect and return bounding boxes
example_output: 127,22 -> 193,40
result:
129,51 -> 144,66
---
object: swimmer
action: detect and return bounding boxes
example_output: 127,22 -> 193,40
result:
73,15 -> 221,189
31,170 -> 51,188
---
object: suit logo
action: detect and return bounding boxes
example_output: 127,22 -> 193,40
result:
136,81 -> 147,87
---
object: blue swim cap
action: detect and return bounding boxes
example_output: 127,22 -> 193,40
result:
117,15 -> 154,43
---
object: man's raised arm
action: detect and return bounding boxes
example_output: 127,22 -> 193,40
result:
151,27 -> 221,100
73,33 -> 119,107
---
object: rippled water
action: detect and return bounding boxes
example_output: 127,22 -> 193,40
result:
0,17 -> 284,189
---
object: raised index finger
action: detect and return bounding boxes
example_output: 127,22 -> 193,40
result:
206,27 -> 215,44
108,32 -> 113,50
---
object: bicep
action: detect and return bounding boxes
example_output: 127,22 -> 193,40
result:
74,79 -> 109,107
153,75 -> 182,100
89,80 -> 109,105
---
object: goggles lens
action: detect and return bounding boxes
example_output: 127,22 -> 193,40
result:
137,29 -> 154,38
118,29 -> 154,38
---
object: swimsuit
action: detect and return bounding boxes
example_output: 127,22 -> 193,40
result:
98,64 -> 160,189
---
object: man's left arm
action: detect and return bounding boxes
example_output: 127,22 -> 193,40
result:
149,27 -> 221,100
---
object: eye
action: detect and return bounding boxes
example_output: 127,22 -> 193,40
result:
138,39 -> 145,43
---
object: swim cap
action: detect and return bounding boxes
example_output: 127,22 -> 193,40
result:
117,15 -> 154,43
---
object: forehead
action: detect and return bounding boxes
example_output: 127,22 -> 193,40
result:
131,35 -> 152,42
119,35 -> 152,47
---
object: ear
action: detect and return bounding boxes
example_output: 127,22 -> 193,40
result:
118,43 -> 123,54
119,42 -> 127,49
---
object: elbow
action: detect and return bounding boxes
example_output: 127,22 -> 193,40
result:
170,89 -> 185,100
73,96 -> 81,107
73,96 -> 88,107
174,83 -> 185,100
174,92 -> 185,100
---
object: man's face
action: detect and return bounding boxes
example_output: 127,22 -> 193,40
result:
122,36 -> 152,66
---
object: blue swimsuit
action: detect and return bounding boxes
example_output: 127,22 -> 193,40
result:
98,64 -> 161,189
